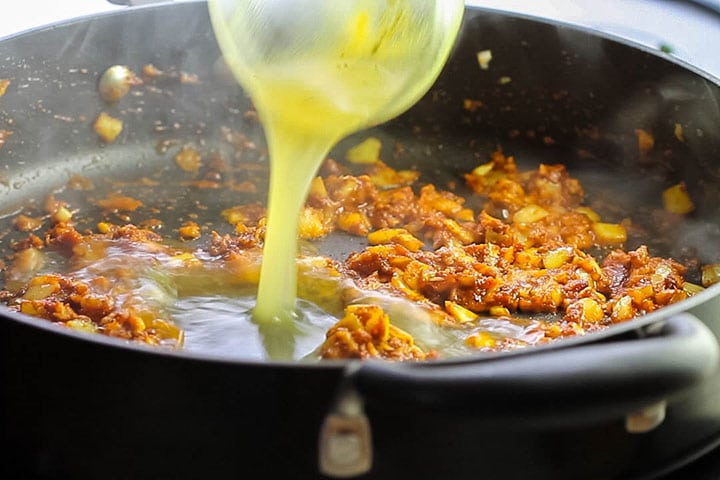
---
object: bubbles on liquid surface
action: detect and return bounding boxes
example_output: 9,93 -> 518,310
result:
171,295 -> 338,361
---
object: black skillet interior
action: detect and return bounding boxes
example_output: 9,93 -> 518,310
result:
0,2 -> 719,339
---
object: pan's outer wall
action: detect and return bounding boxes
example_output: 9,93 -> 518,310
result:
1,3 -> 720,479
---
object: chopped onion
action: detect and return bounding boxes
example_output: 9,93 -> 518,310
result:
662,182 -> 695,215
702,264 -> 720,287
683,282 -> 704,295
476,49 -> 492,70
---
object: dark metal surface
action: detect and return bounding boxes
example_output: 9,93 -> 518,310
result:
685,0 -> 720,15
355,314 -> 718,421
1,2 -> 720,479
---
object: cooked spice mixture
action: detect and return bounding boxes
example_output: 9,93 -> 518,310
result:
0,145 -> 703,361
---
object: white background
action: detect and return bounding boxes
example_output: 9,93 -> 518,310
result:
0,0 -> 719,76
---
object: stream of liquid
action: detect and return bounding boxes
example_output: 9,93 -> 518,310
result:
208,1 -> 463,339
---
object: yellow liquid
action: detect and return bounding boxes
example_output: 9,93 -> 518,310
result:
208,0 -> 464,329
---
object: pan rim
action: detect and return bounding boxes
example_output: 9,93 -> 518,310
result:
0,0 -> 719,369
3,280 -> 718,369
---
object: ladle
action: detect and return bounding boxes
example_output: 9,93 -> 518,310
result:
208,0 -> 464,325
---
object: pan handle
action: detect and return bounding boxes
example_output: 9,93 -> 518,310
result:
352,313 -> 719,427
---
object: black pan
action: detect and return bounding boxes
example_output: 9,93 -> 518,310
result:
1,2 -> 720,479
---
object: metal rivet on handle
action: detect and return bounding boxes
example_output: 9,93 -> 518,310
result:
625,400 -> 667,433
318,388 -> 373,478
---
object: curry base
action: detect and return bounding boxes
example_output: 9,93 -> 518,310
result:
0,148 -> 697,361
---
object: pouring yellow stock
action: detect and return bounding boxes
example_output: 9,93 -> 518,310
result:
208,0 -> 464,326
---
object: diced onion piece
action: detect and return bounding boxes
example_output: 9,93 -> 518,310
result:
442,218 -> 475,245
683,282 -> 704,295
66,319 -> 99,334
476,49 -> 492,70
390,275 -> 426,302
577,297 -> 605,323
456,208 -> 475,222
574,268 -> 596,290
592,222 -> 627,245
308,176 -> 329,200
346,137 -> 382,164
629,285 -> 654,305
543,247 -> 572,269
544,323 -> 562,338
489,305 -> 510,317
662,182 -> 695,215
151,319 -> 184,345
298,207 -> 332,239
702,264 -> 720,287
445,301 -> 478,323
575,206 -> 601,222
178,221 -> 201,240
93,112 -> 123,143
465,331 -> 496,349
126,313 -> 146,333
337,211 -> 371,236
611,295 -> 635,323
651,263 -> 673,287
674,123 -> 685,142
635,128 -> 654,154
20,302 -> 40,316
513,204 -> 548,224
22,282 -> 59,301
368,164 -> 419,188
53,206 -> 73,223
471,162 -> 494,176
222,206 -> 249,226
368,228 -> 423,252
